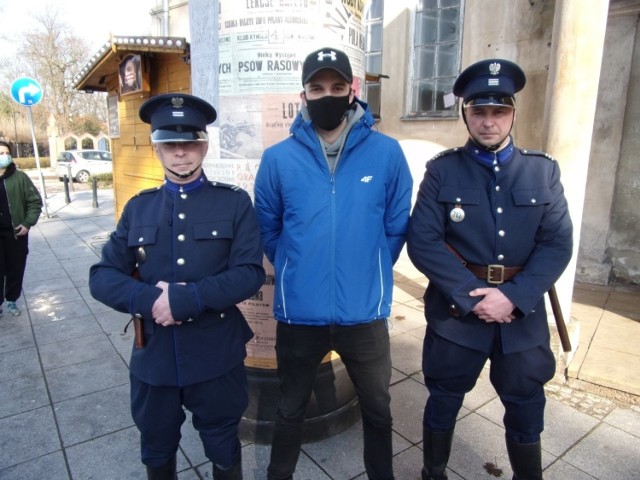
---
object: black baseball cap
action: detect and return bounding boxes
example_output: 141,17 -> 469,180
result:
453,59 -> 526,107
139,93 -> 217,143
302,47 -> 353,85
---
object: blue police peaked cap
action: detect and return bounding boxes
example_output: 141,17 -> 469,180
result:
139,93 -> 217,143
453,59 -> 526,107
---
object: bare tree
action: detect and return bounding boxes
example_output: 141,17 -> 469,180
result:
0,5 -> 107,144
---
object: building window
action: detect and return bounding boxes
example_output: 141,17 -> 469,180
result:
408,0 -> 463,118
364,0 -> 384,119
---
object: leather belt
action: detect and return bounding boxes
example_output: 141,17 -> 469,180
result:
466,264 -> 523,285
448,264 -> 523,317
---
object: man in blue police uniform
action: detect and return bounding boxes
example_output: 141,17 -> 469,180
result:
89,93 -> 265,480
407,59 -> 573,480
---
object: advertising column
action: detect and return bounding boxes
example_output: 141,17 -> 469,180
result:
207,0 -> 367,443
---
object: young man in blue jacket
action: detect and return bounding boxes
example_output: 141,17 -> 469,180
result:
407,59 -> 573,480
254,47 -> 413,480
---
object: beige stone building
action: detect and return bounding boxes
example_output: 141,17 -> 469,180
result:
369,0 -> 640,288
76,0 -> 640,287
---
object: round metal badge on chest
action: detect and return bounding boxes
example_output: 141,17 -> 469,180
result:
450,204 -> 465,222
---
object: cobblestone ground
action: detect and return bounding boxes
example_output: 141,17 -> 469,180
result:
546,378 -> 640,419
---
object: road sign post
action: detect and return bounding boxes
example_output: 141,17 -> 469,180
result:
10,77 -> 49,218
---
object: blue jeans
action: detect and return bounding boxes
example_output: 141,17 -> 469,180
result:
267,320 -> 394,480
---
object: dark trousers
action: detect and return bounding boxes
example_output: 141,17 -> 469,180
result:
422,327 -> 555,444
0,228 -> 28,304
130,363 -> 248,468
267,320 -> 394,480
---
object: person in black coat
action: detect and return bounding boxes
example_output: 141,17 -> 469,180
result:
407,59 -> 573,480
89,93 -> 265,480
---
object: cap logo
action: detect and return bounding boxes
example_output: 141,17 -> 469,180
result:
489,62 -> 501,75
171,97 -> 184,108
317,50 -> 338,62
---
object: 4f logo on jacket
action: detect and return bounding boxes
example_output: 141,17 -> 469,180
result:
361,176 -> 373,183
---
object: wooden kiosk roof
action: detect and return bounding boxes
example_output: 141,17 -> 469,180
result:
73,36 -> 189,93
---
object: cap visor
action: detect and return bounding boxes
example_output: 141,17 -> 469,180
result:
303,67 -> 352,85
151,130 -> 209,143
463,96 -> 516,108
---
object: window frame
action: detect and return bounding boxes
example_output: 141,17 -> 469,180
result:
404,0 -> 465,120
364,0 -> 384,119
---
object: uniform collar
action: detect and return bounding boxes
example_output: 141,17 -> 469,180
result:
163,172 -> 207,193
464,137 -> 515,167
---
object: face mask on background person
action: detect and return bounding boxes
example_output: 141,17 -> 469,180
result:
0,154 -> 13,168
306,94 -> 351,131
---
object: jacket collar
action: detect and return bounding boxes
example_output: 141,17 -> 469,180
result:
291,97 -> 374,151
0,162 -> 16,180
464,137 -> 515,167
163,172 -> 207,193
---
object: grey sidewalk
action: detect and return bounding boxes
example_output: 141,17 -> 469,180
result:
1,183 -> 639,479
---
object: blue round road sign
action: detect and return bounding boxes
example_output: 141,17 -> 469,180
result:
10,77 -> 43,106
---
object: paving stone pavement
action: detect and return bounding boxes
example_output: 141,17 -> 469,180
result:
1,173 -> 639,479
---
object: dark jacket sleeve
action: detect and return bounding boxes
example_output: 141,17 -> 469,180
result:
22,174 -> 43,228
89,200 -> 163,320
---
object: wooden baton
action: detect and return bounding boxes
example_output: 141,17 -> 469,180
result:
547,285 -> 572,353
131,268 -> 145,349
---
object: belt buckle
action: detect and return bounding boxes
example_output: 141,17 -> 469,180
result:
487,264 -> 505,284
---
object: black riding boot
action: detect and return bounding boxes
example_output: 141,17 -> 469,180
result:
213,453 -> 243,480
421,427 -> 454,480
146,455 -> 177,480
506,440 -> 543,480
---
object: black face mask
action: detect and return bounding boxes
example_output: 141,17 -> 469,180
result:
305,94 -> 351,131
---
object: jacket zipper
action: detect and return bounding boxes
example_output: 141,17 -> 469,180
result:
330,174 -> 336,322
280,257 -> 289,322
376,248 -> 384,317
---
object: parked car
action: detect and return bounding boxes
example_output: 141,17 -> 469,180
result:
56,150 -> 112,183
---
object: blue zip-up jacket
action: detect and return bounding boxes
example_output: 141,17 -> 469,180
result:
254,99 -> 413,325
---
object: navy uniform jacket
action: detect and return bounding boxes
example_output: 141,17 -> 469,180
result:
89,174 -> 265,387
407,139 -> 573,354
